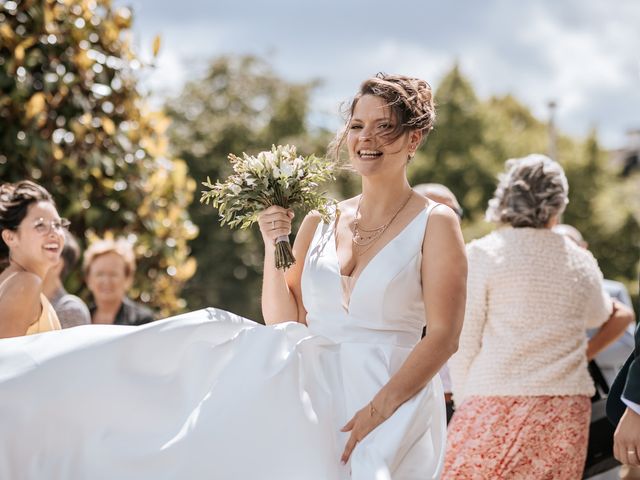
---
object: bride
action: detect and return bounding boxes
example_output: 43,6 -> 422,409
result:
0,73 -> 466,480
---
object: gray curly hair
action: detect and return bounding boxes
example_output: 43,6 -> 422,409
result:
486,154 -> 569,228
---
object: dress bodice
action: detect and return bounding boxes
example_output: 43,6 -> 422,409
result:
301,204 -> 439,347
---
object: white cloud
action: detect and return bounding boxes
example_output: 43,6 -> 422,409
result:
443,2 -> 640,146
120,0 -> 640,149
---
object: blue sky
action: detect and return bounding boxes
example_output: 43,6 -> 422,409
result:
120,0 -> 640,149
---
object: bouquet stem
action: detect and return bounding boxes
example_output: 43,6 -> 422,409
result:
275,236 -> 296,270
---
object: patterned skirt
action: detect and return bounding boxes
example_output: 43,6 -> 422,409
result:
443,395 -> 591,480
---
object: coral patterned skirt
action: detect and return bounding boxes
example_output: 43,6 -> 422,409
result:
443,395 -> 591,480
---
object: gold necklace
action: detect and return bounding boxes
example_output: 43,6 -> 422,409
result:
352,190 -> 413,255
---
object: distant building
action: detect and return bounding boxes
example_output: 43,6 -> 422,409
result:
609,129 -> 640,177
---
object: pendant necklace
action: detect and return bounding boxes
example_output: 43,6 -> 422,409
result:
352,190 -> 413,256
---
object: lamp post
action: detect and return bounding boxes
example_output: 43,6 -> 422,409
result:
548,100 -> 557,161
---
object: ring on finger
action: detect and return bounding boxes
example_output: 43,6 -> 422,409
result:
271,220 -> 276,230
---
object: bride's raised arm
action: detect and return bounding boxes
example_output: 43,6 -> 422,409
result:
258,207 -> 321,325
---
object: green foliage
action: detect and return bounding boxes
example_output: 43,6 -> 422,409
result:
409,65 -> 499,231
201,145 -> 336,229
166,55 -> 324,320
168,58 -> 637,316
562,132 -> 640,295
0,0 -> 196,316
201,144 -> 336,271
410,64 -> 639,308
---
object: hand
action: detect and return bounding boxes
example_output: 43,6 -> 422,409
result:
257,206 -> 294,246
340,401 -> 389,464
614,408 -> 640,466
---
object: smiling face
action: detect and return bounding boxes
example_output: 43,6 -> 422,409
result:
2,201 -> 65,271
86,252 -> 132,305
346,94 -> 422,178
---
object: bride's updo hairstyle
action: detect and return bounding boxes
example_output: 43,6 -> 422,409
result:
332,73 -> 436,160
486,154 -> 569,229
0,180 -> 54,260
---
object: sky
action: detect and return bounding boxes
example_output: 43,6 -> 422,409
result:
119,0 -> 640,150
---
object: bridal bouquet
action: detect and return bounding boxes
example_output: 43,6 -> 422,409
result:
201,144 -> 336,270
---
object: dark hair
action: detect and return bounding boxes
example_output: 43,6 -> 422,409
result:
60,230 -> 81,279
0,180 -> 54,259
332,73 -> 436,160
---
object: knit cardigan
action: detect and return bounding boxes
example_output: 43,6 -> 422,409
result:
450,227 -> 612,403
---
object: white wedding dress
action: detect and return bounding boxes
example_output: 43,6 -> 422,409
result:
0,205 -> 446,480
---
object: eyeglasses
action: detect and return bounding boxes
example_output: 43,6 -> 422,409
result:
31,217 -> 71,235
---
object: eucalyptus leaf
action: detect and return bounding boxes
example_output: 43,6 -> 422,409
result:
201,144 -> 337,269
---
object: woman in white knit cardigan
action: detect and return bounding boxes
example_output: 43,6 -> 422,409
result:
443,154 -> 627,479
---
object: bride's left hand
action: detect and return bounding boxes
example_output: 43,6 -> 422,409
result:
340,401 -> 389,464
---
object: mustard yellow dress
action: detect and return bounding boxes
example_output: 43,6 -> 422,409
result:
25,294 -> 61,335
0,272 -> 61,336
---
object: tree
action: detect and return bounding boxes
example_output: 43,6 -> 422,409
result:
410,64 -> 638,306
165,55 -> 323,320
563,132 -> 640,290
409,64 -> 500,240
0,0 -> 196,316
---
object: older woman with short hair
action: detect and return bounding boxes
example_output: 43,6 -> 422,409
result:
443,154 -> 620,479
84,237 -> 154,326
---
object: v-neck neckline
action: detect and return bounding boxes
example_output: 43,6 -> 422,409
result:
332,206 -> 427,313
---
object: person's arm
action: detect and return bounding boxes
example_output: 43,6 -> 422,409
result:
448,241 -> 489,404
258,207 -> 321,325
613,324 -> 640,466
56,296 -> 92,328
340,206 -> 467,463
614,407 -> 640,466
0,272 -> 43,338
587,300 -> 635,360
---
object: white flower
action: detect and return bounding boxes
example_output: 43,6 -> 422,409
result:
282,145 -> 295,160
271,166 -> 281,178
247,156 -> 263,173
228,183 -> 242,195
245,176 -> 257,186
258,151 -> 277,170
280,161 -> 295,178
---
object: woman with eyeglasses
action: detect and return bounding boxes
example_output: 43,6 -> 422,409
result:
0,180 -> 69,338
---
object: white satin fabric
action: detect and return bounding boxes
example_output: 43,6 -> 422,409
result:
0,204 -> 445,480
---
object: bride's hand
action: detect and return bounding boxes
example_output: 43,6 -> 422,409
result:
257,206 -> 294,246
340,401 -> 390,464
